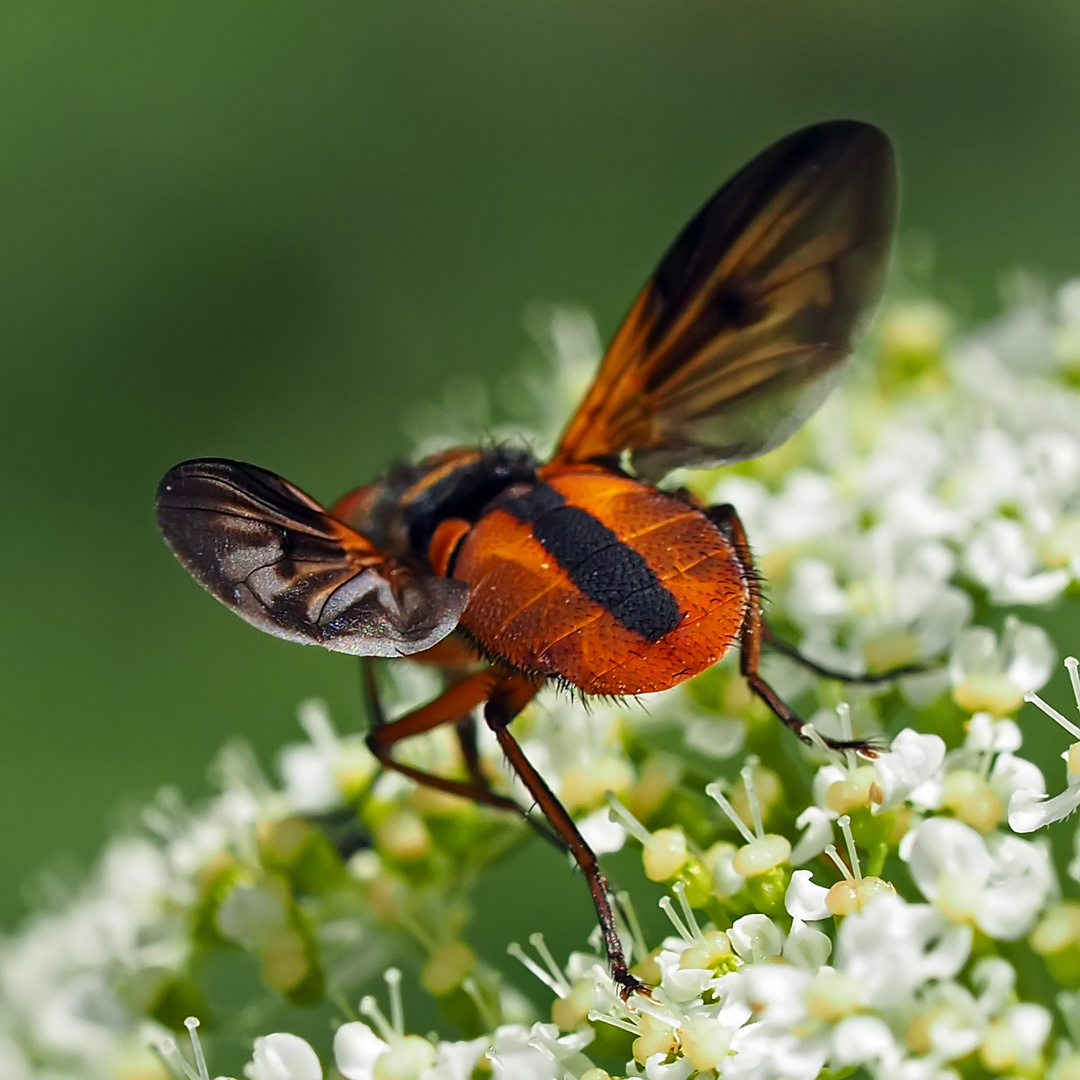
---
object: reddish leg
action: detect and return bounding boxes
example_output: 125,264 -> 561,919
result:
484,677 -> 645,999
761,622 -> 930,684
362,662 -> 526,813
361,660 -> 567,844
706,504 -> 881,757
454,714 -> 489,789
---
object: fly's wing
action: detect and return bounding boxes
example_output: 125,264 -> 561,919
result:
552,121 -> 897,481
156,459 -> 469,657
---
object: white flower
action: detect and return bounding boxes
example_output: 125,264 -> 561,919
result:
334,1022 -> 390,1080
964,711 -> 1023,755
782,924 -> 832,970
577,807 -> 626,855
248,1033 -> 322,1080
833,894 -> 970,1010
487,1023 -> 592,1080
872,728 -> 946,812
723,1022 -> 828,1080
420,1038 -> 488,1080
950,617 -> 1055,712
642,1053 -> 695,1080
785,870 -> 831,923
727,915 -> 783,963
829,1015 -> 901,1071
790,805 -> 835,865
734,963 -> 812,1028
1010,774 -> 1080,834
902,817 -> 1054,938
1010,656 -> 1080,831
963,519 -> 1069,604
785,530 -> 972,679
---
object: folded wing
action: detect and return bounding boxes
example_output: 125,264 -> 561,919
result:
156,459 -> 469,657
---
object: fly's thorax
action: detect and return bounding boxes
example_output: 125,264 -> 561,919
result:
383,446 -> 539,560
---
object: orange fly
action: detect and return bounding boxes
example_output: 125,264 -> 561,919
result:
156,120 -> 898,994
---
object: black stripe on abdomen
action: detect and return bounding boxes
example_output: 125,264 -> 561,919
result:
501,483 -> 681,642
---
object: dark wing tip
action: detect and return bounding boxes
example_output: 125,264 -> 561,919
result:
768,120 -> 897,193
156,457 -> 247,503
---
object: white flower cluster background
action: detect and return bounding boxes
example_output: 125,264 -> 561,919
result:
5,282 -> 1080,1080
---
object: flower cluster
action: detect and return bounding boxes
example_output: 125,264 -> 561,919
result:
5,280 -> 1080,1079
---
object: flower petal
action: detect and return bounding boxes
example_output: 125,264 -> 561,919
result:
785,870 -> 831,922
1010,784 -> 1080,832
249,1033 -> 323,1080
334,1022 -> 389,1080
873,729 -> 945,813
791,806 -> 835,865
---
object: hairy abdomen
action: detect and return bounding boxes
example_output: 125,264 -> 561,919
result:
451,467 -> 749,695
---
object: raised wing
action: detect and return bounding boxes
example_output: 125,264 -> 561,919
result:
553,120 -> 897,480
156,459 -> 469,657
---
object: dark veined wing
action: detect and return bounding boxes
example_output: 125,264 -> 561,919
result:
156,459 -> 470,657
552,120 -> 897,480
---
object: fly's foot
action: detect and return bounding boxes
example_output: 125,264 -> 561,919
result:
818,734 -> 888,759
613,967 -> 652,1002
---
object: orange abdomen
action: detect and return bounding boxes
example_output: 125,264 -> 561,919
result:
450,467 -> 749,695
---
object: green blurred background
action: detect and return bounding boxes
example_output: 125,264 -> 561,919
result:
3,0 -> 1080,963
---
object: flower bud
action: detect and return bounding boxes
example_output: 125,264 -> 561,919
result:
680,1015 -> 732,1072
733,835 -> 790,878
864,630 -> 921,673
373,1035 -> 437,1080
421,941 -> 475,997
825,876 -> 895,916
551,977 -> 599,1031
704,841 -> 746,899
824,766 -> 878,814
979,1018 -> 1025,1073
643,826 -> 690,882
562,756 -> 635,813
1069,743 -> 1080,778
942,769 -> 1003,832
680,930 -> 733,972
632,1013 -> 677,1064
953,673 -> 1023,717
627,756 -> 681,822
1031,903 -> 1080,987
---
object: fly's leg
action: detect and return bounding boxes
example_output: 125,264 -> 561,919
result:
361,660 -> 566,845
455,714 -> 488,789
761,623 -> 931,684
706,503 -> 881,757
484,676 -> 646,999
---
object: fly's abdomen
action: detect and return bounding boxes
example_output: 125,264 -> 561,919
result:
451,467 -> 749,695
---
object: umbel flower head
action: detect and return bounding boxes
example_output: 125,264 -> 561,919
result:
5,279 -> 1080,1079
